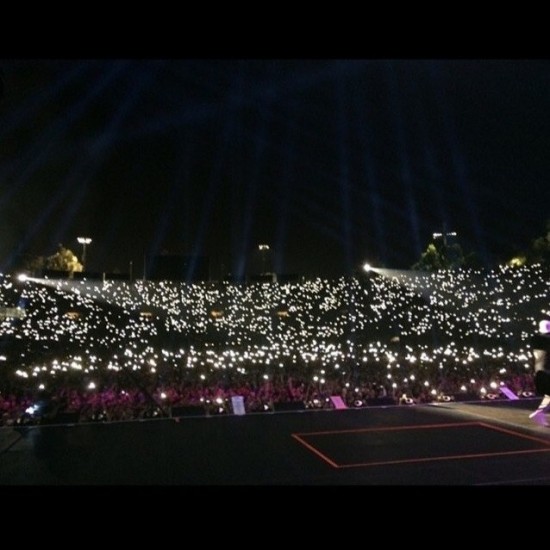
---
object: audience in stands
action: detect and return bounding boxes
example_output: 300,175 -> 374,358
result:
0,264 -> 546,425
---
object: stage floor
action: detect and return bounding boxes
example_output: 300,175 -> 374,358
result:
2,398 -> 550,486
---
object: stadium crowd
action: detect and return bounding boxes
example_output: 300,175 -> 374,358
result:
0,263 -> 548,426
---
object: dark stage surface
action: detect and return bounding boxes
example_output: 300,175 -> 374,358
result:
2,399 -> 550,486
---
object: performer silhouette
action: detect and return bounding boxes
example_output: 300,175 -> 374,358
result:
529,319 -> 550,424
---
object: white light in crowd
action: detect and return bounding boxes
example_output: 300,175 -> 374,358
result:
38,384 -> 45,390
490,382 -> 498,389
160,392 -> 167,399
88,382 -> 96,389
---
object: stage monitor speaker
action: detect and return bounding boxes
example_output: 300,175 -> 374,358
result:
171,405 -> 206,417
452,393 -> 479,402
365,397 -> 396,406
273,401 -> 306,412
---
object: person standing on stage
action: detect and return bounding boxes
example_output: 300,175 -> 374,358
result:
529,319 -> 550,424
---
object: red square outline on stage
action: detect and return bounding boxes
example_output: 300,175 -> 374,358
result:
292,421 -> 550,469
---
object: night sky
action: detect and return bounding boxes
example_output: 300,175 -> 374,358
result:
1,59 -> 549,279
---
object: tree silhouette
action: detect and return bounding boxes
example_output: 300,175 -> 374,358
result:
45,244 -> 83,274
506,219 -> 550,267
527,219 -> 550,265
412,241 -> 466,271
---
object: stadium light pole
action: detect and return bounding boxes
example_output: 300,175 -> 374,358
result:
77,237 -> 92,271
258,244 -> 270,274
432,231 -> 457,247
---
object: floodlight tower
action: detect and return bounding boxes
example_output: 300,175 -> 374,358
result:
258,244 -> 270,274
77,237 -> 92,270
432,230 -> 457,247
